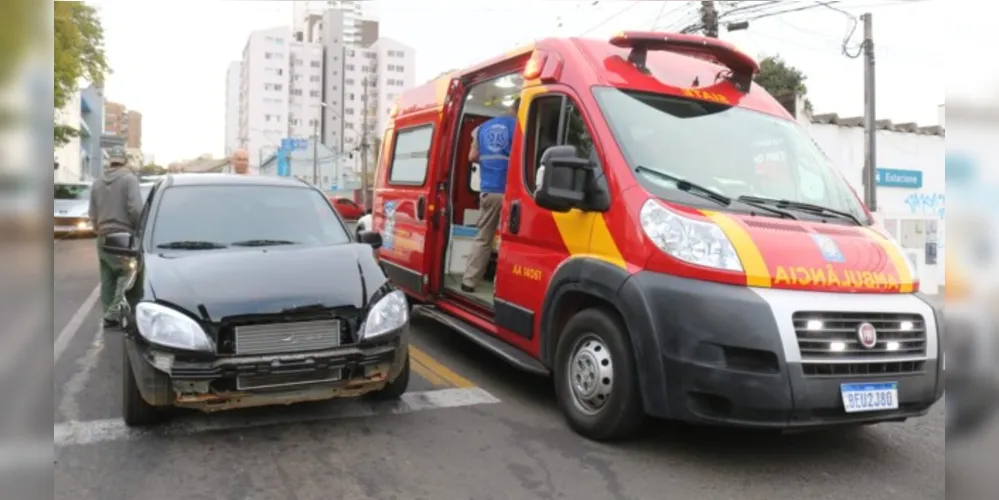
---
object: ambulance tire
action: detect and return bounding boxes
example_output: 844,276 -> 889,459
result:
554,308 -> 645,442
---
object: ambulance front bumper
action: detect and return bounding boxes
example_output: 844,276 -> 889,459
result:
620,272 -> 944,428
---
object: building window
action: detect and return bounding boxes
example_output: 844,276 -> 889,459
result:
345,78 -> 354,85
346,64 -> 355,71
310,61 -> 321,68
309,75 -> 321,82
348,93 -> 355,101
346,108 -> 354,115
309,90 -> 320,97
291,89 -> 303,96
294,74 -> 302,81
388,125 -> 434,185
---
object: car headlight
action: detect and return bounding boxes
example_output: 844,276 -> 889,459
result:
135,302 -> 215,352
639,199 -> 743,272
359,289 -> 409,340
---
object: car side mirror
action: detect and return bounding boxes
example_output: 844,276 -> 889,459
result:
534,145 -> 591,213
358,230 -> 382,249
101,231 -> 137,257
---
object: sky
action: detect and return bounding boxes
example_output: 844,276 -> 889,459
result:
89,0 -> 959,166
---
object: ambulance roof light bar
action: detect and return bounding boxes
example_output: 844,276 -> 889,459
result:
609,31 -> 760,93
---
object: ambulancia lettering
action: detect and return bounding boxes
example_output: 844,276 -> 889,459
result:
772,265 -> 901,291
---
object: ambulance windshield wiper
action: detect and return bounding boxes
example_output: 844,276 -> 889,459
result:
635,166 -> 731,206
736,195 -> 862,225
634,166 -> 796,219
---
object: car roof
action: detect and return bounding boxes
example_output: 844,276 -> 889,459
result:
163,173 -> 311,188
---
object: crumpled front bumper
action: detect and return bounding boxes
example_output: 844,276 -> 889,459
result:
125,329 -> 409,412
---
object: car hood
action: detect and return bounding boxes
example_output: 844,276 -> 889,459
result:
716,213 -> 918,294
54,199 -> 88,216
145,243 -> 387,321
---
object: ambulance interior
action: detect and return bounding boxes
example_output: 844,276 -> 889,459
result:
443,72 -> 525,306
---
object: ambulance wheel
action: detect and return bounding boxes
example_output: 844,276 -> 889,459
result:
554,308 -> 645,441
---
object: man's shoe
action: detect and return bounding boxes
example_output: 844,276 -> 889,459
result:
102,318 -> 119,328
460,284 -> 476,293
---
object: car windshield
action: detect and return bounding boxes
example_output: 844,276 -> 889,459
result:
54,183 -> 91,200
592,87 -> 867,221
150,185 -> 350,248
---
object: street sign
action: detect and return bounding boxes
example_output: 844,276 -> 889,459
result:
276,149 -> 289,176
280,138 -> 309,151
875,168 -> 922,189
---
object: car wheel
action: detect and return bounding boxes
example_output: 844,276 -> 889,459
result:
121,337 -> 162,427
368,354 -> 410,400
553,308 -> 645,441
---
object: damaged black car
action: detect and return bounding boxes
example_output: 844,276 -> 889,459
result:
102,174 -> 409,426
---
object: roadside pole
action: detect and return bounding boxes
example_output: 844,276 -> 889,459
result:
862,12 -> 878,211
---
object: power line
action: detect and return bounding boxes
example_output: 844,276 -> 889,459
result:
579,0 -> 642,36
651,1 -> 669,29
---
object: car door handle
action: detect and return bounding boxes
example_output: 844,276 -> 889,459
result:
416,196 -> 426,220
508,200 -> 520,235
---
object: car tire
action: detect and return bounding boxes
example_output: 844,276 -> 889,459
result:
368,354 -> 410,400
553,308 -> 645,442
122,337 -> 162,427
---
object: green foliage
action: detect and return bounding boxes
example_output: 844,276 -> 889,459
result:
54,2 -> 111,146
0,0 -> 42,131
140,164 -> 166,176
755,55 -> 813,113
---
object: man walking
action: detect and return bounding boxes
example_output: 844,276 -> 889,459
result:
461,98 -> 520,293
89,146 -> 143,327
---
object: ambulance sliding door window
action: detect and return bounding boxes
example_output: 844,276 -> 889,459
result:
387,124 -> 435,186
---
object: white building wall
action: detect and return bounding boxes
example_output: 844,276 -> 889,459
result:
239,27 -> 291,174
54,90 -> 83,183
287,41 -> 325,141
801,120 -> 946,294
224,61 -> 241,156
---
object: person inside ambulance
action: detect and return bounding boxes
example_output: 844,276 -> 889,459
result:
462,97 -> 520,293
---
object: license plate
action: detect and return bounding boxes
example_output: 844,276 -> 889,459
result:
840,382 -> 899,413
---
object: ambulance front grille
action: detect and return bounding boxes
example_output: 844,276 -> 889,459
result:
792,311 -> 927,375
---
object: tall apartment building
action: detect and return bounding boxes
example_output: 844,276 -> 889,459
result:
224,61 -> 241,156
126,110 -> 142,149
104,101 -> 126,136
231,1 -> 414,183
104,101 -> 143,150
237,26 -> 325,173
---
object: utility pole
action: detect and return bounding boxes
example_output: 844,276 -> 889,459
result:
359,77 -> 370,210
700,1 -> 719,38
312,118 -> 319,186
861,12 -> 877,211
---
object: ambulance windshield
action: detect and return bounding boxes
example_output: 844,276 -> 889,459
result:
592,87 -> 867,221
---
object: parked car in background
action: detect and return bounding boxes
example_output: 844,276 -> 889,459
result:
54,181 -> 94,237
329,196 -> 365,220
103,174 -> 409,426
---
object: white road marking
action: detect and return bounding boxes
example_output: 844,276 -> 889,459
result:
54,387 -> 501,447
54,285 -> 100,362
57,326 -> 105,422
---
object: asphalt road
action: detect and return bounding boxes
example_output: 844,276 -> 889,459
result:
53,237 -> 945,500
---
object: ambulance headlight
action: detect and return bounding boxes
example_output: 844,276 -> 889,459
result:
639,199 -> 743,272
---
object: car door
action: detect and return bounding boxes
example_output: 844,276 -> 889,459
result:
493,87 -> 609,355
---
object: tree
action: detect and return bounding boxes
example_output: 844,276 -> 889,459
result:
140,164 -> 166,176
54,2 -> 111,146
0,0 -> 43,130
754,55 -> 813,114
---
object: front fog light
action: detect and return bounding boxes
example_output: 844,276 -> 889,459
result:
639,199 -> 743,271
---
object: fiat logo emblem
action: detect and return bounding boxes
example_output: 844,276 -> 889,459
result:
857,322 -> 878,349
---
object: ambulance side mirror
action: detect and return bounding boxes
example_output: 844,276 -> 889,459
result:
535,145 -> 590,213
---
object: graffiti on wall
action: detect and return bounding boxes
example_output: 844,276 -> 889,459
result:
904,192 -> 945,218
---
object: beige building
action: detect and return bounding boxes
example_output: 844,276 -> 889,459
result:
126,110 -> 142,149
103,101 -> 143,149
